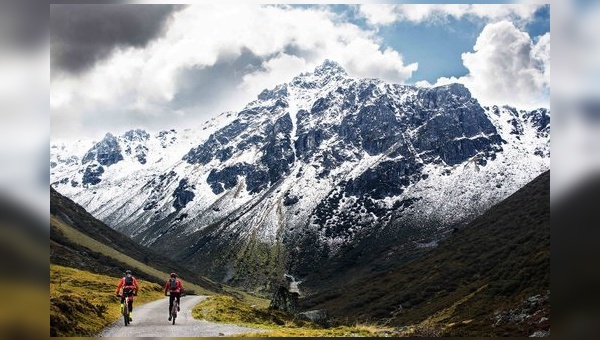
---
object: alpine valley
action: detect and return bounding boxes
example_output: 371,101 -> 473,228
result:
50,60 -> 549,297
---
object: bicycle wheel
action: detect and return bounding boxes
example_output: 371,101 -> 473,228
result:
123,302 -> 129,326
171,303 -> 177,325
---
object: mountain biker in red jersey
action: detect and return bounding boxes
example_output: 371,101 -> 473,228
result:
165,272 -> 184,321
116,270 -> 139,322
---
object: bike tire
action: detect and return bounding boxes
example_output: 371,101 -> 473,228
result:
171,303 -> 177,325
123,301 -> 129,326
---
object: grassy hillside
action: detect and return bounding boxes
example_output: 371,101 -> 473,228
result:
50,187 -> 220,293
300,170 -> 550,336
51,216 -> 212,295
50,187 -> 269,307
50,264 -> 164,336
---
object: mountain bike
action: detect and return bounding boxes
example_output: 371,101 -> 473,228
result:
119,290 -> 135,326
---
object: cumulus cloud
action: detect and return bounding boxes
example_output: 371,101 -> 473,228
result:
359,4 -> 542,26
51,4 -> 184,75
532,32 -> 550,88
357,4 -> 399,26
51,4 -> 417,139
426,21 -> 549,110
239,54 -> 310,98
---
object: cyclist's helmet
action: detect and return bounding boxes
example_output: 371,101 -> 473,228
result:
170,272 -> 177,278
125,270 -> 132,274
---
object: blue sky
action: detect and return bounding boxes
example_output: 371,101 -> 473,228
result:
378,17 -> 478,83
328,4 -> 550,84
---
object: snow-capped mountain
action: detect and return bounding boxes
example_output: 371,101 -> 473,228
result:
50,60 -> 549,292
50,111 -> 236,215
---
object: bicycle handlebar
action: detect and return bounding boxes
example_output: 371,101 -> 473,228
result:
117,292 -> 137,298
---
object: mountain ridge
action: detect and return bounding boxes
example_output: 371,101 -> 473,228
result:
50,60 -> 550,294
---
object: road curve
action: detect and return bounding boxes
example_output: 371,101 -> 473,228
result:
98,295 -> 268,337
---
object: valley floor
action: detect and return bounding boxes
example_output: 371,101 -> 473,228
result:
98,296 -> 268,337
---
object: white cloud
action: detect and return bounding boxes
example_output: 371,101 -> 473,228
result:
51,5 -> 417,139
357,4 -> 399,26
359,4 -> 542,26
239,54 -> 308,97
462,21 -> 549,109
532,32 -> 550,86
414,80 -> 433,88
339,40 -> 417,83
429,21 -> 550,110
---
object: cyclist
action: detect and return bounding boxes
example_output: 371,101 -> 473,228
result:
115,269 -> 139,322
164,272 -> 184,321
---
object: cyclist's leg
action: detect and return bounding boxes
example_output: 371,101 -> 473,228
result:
176,292 -> 181,311
124,290 -> 134,311
169,294 -> 175,313
124,290 -> 133,321
168,294 -> 175,320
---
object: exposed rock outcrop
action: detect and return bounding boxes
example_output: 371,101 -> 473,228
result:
269,274 -> 301,314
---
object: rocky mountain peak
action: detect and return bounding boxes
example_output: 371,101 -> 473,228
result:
313,59 -> 347,77
81,132 -> 123,166
123,129 -> 150,142
289,59 -> 349,91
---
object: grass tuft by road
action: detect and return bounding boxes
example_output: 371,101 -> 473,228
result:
50,264 -> 164,336
192,295 -> 397,337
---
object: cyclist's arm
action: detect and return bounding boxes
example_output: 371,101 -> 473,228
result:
164,281 -> 169,295
115,278 -> 123,295
133,277 -> 140,294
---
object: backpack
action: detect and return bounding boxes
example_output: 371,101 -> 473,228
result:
124,273 -> 133,286
169,278 -> 177,290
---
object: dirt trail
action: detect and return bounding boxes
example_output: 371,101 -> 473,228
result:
99,295 -> 268,337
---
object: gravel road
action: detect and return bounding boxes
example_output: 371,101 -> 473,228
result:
98,295 -> 268,337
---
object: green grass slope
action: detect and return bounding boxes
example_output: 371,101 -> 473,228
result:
51,215 -> 213,295
300,170 -> 550,337
50,187 -> 221,292
50,264 -> 164,336
50,187 -> 270,307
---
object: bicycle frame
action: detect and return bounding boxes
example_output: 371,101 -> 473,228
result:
121,291 -> 134,326
170,293 -> 180,325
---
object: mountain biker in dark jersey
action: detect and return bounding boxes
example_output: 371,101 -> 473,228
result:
116,270 -> 139,322
164,272 -> 184,321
